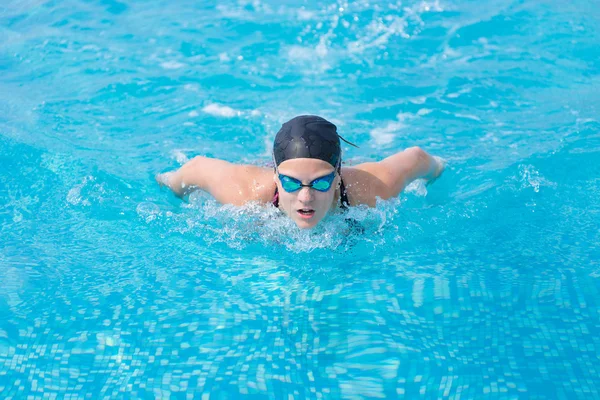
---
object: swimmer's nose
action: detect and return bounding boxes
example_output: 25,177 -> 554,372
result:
297,186 -> 314,203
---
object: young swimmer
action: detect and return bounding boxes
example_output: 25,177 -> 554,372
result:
157,115 -> 445,229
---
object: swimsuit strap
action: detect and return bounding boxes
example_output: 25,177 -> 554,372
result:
339,178 -> 350,209
272,179 -> 349,209
272,186 -> 279,208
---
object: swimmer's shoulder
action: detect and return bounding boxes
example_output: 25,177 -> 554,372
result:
238,165 -> 277,204
340,165 -> 390,207
211,163 -> 275,205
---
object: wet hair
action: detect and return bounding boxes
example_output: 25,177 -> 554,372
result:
273,115 -> 356,168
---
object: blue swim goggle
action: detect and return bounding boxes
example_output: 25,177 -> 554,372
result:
277,171 -> 336,193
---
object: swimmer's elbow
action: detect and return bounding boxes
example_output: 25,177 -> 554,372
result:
189,155 -> 208,166
403,146 -> 441,182
175,156 -> 213,192
406,146 -> 429,168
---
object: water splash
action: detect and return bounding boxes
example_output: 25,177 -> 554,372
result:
518,164 -> 557,193
141,193 -> 412,253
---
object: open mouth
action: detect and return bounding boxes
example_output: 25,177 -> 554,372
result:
297,208 -> 315,219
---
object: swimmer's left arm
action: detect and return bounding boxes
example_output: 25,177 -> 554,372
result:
384,147 -> 445,192
349,147 -> 444,204
379,147 -> 445,196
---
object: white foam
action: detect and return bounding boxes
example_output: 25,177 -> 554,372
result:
296,9 -> 315,21
80,44 -> 100,52
518,165 -> 557,193
447,87 -> 472,99
348,16 -> 409,54
404,180 -> 428,196
370,121 -> 404,146
287,45 -> 319,61
409,96 -> 427,104
315,37 -> 329,58
201,104 -> 239,118
160,61 -> 185,70
183,84 -> 200,92
66,176 -> 93,206
453,113 -> 481,121
136,202 -> 161,223
170,150 -> 189,164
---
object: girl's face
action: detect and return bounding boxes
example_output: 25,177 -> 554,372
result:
274,158 -> 340,229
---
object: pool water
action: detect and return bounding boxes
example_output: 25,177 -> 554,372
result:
2,0 -> 600,398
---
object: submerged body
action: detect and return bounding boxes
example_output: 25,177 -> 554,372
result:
158,116 -> 445,229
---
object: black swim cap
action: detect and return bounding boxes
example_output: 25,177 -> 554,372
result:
273,115 -> 341,168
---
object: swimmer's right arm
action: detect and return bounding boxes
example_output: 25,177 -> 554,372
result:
156,156 -> 219,197
156,156 -> 273,205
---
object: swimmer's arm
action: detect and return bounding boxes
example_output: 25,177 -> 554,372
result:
350,147 -> 444,204
156,156 -> 218,197
379,147 -> 445,196
156,156 -> 273,205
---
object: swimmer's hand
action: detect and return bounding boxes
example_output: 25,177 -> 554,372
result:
155,170 -> 196,198
155,172 -> 172,188
426,156 -> 446,186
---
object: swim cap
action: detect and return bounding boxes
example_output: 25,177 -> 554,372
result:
273,115 -> 341,168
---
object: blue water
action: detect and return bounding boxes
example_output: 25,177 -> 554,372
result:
2,0 -> 600,398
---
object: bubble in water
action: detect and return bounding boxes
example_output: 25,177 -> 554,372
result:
136,202 -> 161,223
